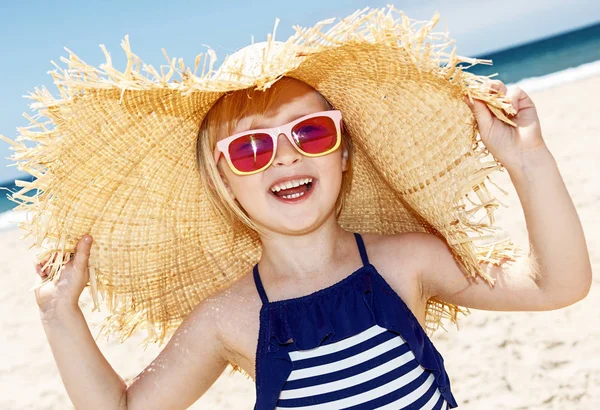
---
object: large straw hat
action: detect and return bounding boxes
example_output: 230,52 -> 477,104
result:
2,6 -> 519,345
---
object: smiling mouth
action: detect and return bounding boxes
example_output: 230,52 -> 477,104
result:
270,178 -> 315,200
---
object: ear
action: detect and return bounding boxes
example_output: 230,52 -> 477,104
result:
341,146 -> 349,172
217,164 -> 237,200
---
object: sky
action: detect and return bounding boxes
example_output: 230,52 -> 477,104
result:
1,0 -> 599,183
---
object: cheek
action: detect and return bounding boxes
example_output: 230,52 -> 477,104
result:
316,152 -> 344,191
325,149 -> 345,172
231,177 -> 269,220
227,173 -> 264,203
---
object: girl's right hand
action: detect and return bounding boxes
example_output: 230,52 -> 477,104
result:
34,235 -> 93,314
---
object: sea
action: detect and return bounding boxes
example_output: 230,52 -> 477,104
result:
1,21 -> 599,231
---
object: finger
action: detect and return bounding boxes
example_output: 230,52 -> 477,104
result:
489,80 -> 508,96
506,86 -> 536,115
37,253 -> 57,276
464,96 -> 494,136
36,258 -> 53,275
505,87 -> 520,113
35,262 -> 47,277
43,252 -> 60,268
72,235 -> 93,273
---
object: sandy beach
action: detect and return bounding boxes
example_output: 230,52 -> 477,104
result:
1,75 -> 598,409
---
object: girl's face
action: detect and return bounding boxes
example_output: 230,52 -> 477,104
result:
216,79 -> 348,235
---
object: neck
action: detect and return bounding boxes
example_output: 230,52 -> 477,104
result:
257,216 -> 353,280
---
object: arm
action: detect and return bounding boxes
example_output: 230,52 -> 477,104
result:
36,237 -> 228,410
419,83 -> 592,311
418,148 -> 591,310
40,304 -> 128,410
123,298 -> 228,409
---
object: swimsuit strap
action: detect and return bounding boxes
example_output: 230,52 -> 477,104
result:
253,264 -> 270,305
353,232 -> 370,266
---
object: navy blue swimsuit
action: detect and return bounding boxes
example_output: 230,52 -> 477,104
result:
253,233 -> 458,409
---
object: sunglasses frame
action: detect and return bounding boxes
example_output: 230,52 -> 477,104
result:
213,110 -> 343,176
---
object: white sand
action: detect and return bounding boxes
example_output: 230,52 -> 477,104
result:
1,76 -> 598,409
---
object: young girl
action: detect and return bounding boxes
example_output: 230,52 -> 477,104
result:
25,9 -> 591,410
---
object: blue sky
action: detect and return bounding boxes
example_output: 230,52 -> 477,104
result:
1,0 -> 598,183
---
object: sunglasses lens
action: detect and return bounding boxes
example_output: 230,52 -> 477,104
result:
292,115 -> 338,154
229,133 -> 273,173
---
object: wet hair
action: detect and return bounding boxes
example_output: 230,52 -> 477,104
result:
196,77 -> 354,234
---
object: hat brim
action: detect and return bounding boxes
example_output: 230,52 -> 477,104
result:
2,6 -> 519,345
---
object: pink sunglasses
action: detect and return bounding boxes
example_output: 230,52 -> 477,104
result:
213,110 -> 342,175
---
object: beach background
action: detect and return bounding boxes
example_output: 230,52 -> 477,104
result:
1,3 -> 599,409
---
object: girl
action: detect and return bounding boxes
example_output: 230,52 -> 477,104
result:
34,74 -> 591,409
24,9 -> 591,410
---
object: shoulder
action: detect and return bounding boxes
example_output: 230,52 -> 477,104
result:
360,231 -> 444,270
185,269 -> 262,371
359,231 -> 459,298
190,270 -> 262,324
183,269 -> 261,344
357,232 -> 445,322
361,230 -> 435,249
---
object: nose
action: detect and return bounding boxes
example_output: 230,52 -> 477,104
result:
273,133 -> 302,167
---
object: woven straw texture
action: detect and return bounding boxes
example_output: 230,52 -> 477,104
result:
2,6 -> 519,345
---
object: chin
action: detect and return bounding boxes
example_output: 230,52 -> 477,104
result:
279,220 -> 323,236
240,185 -> 340,235
254,209 -> 334,236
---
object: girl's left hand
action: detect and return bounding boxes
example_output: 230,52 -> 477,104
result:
466,80 -> 548,169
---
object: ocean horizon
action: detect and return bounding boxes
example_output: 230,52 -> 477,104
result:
2,22 -> 600,230
469,21 -> 600,84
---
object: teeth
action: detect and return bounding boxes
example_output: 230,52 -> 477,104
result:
270,177 -> 313,193
281,192 -> 305,199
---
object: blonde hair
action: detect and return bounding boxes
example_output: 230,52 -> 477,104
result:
196,77 -> 354,234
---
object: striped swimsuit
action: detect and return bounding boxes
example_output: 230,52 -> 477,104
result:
253,233 -> 457,409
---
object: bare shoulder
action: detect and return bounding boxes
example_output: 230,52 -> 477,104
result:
191,269 -> 262,333
358,231 -> 443,324
201,269 -> 262,309
361,230 -> 436,251
360,231 -> 440,275
189,269 -> 263,378
124,272 -> 262,408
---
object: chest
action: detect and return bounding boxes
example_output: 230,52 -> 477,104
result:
218,263 -> 426,381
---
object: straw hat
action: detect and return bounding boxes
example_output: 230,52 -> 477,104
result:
2,6 -> 519,345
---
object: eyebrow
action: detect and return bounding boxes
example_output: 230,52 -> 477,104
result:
250,111 -> 315,130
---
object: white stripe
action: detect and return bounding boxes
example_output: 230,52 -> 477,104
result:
289,325 -> 387,361
280,350 -> 416,399
415,385 -> 443,410
287,336 -> 405,381
374,373 -> 435,409
276,366 -> 424,409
